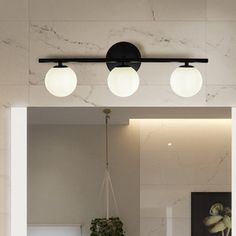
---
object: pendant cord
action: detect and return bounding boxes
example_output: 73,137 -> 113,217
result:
104,109 -> 111,219
96,109 -> 119,219
105,110 -> 110,170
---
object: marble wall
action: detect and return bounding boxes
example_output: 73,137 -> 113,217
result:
140,119 -> 231,236
0,0 -> 235,235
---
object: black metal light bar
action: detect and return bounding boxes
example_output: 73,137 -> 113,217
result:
38,41 -> 208,71
39,57 -> 208,64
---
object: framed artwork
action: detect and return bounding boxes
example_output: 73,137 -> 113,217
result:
191,192 -> 231,236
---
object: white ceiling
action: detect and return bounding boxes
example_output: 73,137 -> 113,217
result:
28,107 -> 231,125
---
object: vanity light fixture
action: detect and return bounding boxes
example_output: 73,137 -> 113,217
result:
39,41 -> 208,98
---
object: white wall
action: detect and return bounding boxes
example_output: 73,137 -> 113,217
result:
27,122 -> 140,236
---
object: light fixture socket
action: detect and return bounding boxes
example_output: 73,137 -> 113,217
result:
54,62 -> 68,68
180,62 -> 194,68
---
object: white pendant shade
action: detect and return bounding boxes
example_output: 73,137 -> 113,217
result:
170,66 -> 203,97
45,66 -> 77,97
107,67 -> 140,97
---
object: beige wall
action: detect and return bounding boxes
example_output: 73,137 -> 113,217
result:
27,121 -> 140,236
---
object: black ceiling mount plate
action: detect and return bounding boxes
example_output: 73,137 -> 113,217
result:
106,42 -> 142,71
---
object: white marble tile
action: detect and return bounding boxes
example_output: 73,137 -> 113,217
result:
140,143 -> 230,185
87,84 -> 207,106
0,86 -> 28,107
141,208 -> 167,219
141,217 -> 191,236
29,0 -> 152,21
150,0 -> 206,20
0,0 -> 28,20
141,185 -> 231,218
172,218 -> 191,236
140,119 -> 231,152
0,22 -> 29,85
140,217 -> 166,236
140,118 -> 231,236
30,21 -> 206,86
0,177 -> 9,214
206,85 -> 236,106
140,119 -> 231,185
206,21 -> 236,85
0,108 -> 10,150
0,86 -> 28,149
139,63 -> 207,86
0,150 -> 9,176
29,83 -> 207,107
207,0 -> 236,20
0,213 -> 9,236
29,85 -> 96,106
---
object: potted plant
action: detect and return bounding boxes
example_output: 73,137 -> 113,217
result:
90,217 -> 125,236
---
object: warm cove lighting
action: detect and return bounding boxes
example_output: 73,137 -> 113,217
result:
170,65 -> 203,98
45,65 -> 77,97
107,66 -> 140,97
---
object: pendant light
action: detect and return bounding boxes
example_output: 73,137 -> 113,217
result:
45,64 -> 77,97
90,108 -> 124,234
170,64 -> 203,97
95,109 -> 119,219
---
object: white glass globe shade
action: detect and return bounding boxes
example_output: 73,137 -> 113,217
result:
170,66 -> 203,97
45,66 -> 77,97
107,67 -> 140,97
